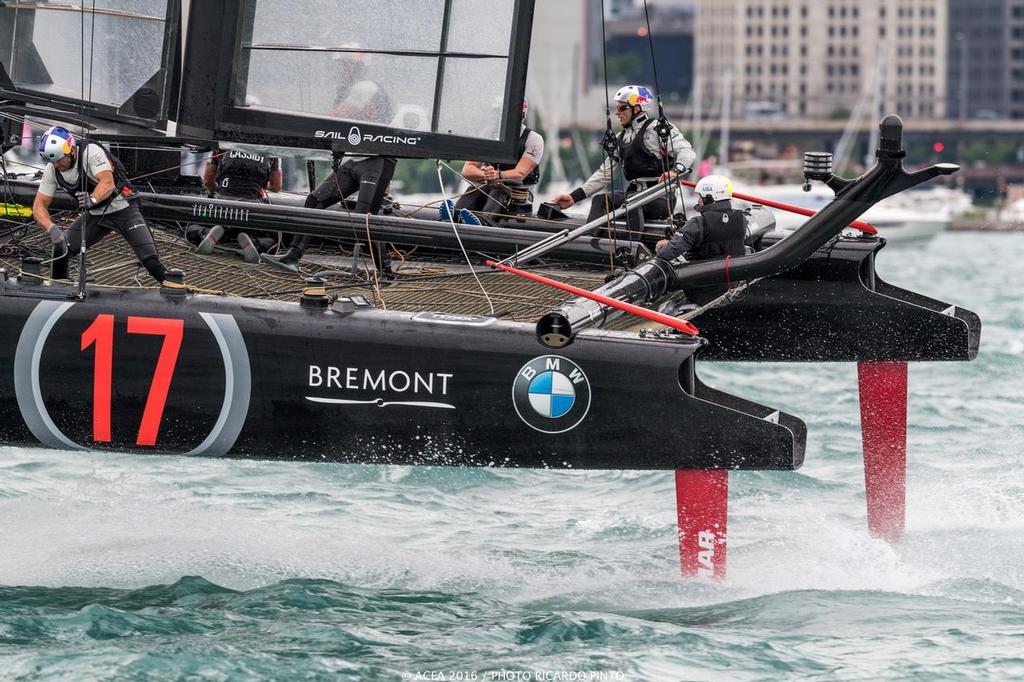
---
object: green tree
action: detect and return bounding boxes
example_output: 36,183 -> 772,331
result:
603,53 -> 644,85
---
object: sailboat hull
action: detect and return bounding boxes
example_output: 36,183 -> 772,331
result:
694,236 -> 980,362
0,280 -> 805,469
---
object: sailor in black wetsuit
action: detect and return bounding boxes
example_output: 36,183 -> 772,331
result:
32,126 -> 169,283
655,174 -> 748,305
552,85 -> 696,247
264,51 -> 397,278
190,149 -> 283,261
444,100 -> 544,226
263,155 -> 398,276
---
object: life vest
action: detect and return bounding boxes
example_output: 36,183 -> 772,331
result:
680,202 -> 749,305
52,141 -> 134,209
618,118 -> 667,182
214,150 -> 272,198
685,204 -> 748,261
489,127 -> 541,186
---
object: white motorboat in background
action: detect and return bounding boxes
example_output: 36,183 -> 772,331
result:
728,184 -> 951,245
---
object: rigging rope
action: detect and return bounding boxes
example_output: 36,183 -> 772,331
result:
434,161 -> 495,315
596,0 -> 634,267
641,0 -> 685,224
363,212 -> 386,310
677,276 -> 763,322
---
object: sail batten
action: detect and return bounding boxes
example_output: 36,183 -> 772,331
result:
241,45 -> 509,61
0,2 -> 164,23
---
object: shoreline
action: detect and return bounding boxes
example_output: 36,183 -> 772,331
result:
949,218 -> 1024,232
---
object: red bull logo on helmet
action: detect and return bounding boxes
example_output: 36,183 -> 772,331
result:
38,126 -> 76,162
627,86 -> 653,106
613,85 -> 655,112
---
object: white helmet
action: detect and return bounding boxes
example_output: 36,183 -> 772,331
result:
695,175 -> 734,203
613,84 -> 655,113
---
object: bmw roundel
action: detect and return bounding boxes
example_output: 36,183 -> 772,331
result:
512,355 -> 592,433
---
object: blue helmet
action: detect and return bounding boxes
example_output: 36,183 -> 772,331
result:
38,126 -> 76,163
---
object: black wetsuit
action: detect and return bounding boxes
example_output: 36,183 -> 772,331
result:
50,143 -> 167,283
271,77 -> 396,271
655,198 -> 747,304
283,156 -> 398,269
187,151 -> 278,248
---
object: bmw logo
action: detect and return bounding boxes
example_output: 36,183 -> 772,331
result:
347,126 -> 361,146
512,355 -> 591,434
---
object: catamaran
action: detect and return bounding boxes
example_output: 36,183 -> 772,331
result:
0,0 -> 980,578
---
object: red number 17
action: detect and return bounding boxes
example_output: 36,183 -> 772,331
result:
80,315 -> 184,446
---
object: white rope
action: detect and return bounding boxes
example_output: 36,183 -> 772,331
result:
434,161 -> 495,315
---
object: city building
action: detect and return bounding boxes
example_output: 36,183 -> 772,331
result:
1014,2 -> 1024,118
527,0 -> 604,129
948,0 -> 1024,120
529,1 -> 696,127
948,0 -> 1006,120
695,1 -> 948,120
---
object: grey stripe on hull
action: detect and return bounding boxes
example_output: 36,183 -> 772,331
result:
14,301 -> 84,451
184,312 -> 251,456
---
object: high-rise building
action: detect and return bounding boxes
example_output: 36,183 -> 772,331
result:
1014,2 -> 1024,118
948,0 -> 1005,120
695,1 -> 948,120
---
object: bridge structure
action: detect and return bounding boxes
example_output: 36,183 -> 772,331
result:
657,114 -> 1024,147
593,114 -> 1024,194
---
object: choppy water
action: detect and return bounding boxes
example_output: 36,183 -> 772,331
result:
1,232 -> 1022,681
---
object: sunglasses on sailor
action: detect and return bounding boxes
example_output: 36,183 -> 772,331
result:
615,103 -> 631,112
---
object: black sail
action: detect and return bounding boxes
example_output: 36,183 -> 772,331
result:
178,0 -> 535,162
1,0 -> 536,163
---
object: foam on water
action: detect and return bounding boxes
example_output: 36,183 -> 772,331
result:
1,233 -> 1023,680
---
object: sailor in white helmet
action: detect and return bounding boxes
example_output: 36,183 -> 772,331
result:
551,84 -> 695,242
655,174 -> 748,304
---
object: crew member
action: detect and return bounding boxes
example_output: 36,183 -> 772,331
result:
444,100 -> 544,226
264,49 -> 397,278
263,155 -> 398,277
32,126 -> 169,283
654,174 -> 747,304
190,148 -> 283,262
551,85 -> 695,246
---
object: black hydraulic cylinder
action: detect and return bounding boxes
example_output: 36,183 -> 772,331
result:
537,258 -> 674,348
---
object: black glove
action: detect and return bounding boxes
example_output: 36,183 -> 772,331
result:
76,192 -> 96,210
47,225 -> 66,245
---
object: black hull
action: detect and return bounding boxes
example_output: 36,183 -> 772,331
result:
535,230 -> 981,363
694,236 -> 981,362
0,278 -> 805,469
